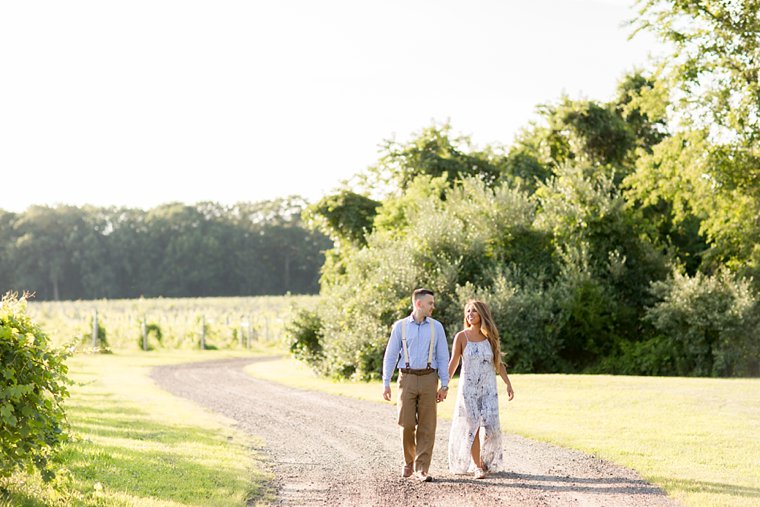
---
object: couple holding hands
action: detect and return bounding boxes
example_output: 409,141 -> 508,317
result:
382,288 -> 515,483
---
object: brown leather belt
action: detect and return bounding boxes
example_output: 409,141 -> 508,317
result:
400,367 -> 435,376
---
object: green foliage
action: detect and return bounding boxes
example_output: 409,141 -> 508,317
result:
625,129 -> 760,280
501,149 -> 552,192
561,101 -> 635,168
304,190 -> 380,247
600,336 -> 681,376
634,0 -> 760,143
0,294 -> 70,481
644,270 -> 759,376
372,122 -> 506,190
197,316 -> 218,350
630,0 -> 760,282
457,270 -> 565,373
536,165 -> 669,307
137,322 -> 162,351
623,131 -> 710,271
613,71 -> 668,152
294,117 -> 682,378
11,206 -> 93,301
513,96 -> 641,184
286,309 -> 324,367
301,166 -> 675,377
372,175 -> 451,236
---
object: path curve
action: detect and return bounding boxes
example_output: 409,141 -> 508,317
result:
150,358 -> 679,507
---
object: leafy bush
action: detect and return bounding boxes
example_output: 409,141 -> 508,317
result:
0,294 -> 70,481
287,309 -> 324,366
645,270 -> 759,376
456,269 -> 566,372
600,336 -> 681,376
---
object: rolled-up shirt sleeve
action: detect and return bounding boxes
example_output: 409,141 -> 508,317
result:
382,320 -> 402,388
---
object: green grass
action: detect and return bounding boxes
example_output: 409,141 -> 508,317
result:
245,357 -> 760,507
2,349 -> 276,507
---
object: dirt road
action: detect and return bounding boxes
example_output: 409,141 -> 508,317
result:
151,358 -> 679,506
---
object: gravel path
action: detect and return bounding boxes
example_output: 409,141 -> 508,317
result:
150,358 -> 680,507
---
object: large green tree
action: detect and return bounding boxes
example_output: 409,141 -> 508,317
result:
11,206 -> 90,300
634,0 -> 760,143
371,122 -> 507,190
630,0 -> 760,278
508,72 -> 669,188
305,190 -> 381,249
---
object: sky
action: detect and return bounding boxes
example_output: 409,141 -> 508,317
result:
1,0 -> 665,213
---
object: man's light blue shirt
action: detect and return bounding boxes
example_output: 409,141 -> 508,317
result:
382,314 -> 450,388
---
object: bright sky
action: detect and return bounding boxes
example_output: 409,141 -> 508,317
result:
1,0 -> 663,213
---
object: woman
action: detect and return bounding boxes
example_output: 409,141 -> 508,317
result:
448,300 -> 514,479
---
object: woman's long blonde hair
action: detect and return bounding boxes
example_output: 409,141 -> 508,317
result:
464,300 -> 504,373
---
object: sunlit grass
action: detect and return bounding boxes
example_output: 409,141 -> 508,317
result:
2,350 -> 275,507
245,357 -> 760,507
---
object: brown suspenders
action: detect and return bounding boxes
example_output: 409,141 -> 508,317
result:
400,318 -> 436,369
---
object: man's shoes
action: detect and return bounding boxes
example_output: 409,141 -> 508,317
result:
401,464 -> 413,478
414,471 -> 433,482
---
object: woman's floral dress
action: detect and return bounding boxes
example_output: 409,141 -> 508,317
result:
448,335 -> 504,473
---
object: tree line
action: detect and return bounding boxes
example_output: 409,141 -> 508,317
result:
289,0 -> 760,378
0,197 -> 331,300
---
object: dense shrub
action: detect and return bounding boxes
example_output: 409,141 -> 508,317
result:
600,336 -> 681,376
644,270 -> 759,376
456,269 -> 566,372
287,309 -> 324,366
0,294 -> 70,481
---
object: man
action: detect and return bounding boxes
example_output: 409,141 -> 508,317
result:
382,288 -> 450,482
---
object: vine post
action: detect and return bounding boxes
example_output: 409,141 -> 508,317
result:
92,309 -> 98,349
200,315 -> 206,350
142,317 -> 148,351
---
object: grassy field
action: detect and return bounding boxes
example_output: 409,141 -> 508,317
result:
2,350 -> 276,507
245,357 -> 760,507
27,295 -> 317,350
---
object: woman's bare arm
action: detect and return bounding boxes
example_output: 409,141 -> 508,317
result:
499,361 -> 514,400
448,332 -> 464,379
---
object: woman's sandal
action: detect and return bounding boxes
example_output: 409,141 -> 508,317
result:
474,462 -> 489,479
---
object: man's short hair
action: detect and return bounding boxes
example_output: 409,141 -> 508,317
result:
412,288 -> 434,301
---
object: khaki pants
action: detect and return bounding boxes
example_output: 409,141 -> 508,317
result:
397,371 -> 438,473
